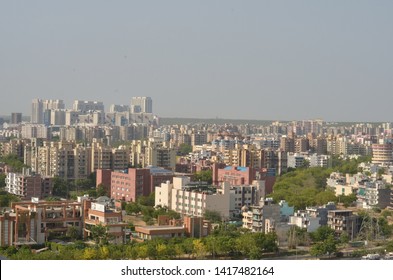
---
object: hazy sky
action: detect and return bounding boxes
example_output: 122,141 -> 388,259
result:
1,1 -> 392,122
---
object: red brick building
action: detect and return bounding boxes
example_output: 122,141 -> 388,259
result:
97,167 -> 175,202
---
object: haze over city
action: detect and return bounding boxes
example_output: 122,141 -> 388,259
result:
1,1 -> 393,122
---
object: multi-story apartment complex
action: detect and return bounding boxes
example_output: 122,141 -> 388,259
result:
25,140 -> 130,181
130,97 -> 152,113
5,168 -> 53,199
327,210 -> 360,238
10,113 -> 22,124
98,166 -> 175,202
21,124 -> 49,139
72,100 -> 105,113
155,177 -> 231,220
82,197 -> 127,244
242,198 -> 281,233
145,141 -> 176,170
372,143 -> 393,164
155,177 -> 266,220
31,99 -> 65,124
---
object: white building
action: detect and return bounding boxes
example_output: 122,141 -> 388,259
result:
289,210 -> 321,232
155,177 -> 231,220
73,100 -> 104,113
130,97 -> 152,113
287,153 -> 306,168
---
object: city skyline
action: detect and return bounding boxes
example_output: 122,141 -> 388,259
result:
1,1 -> 393,122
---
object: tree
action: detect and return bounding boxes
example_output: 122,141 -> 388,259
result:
0,191 -> 20,207
66,226 -> 81,240
310,226 -> 336,242
96,184 -> 108,197
314,190 -> 337,206
340,231 -> 350,244
193,169 -> 213,184
0,154 -> 28,172
0,173 -> 6,189
125,202 -> 141,215
310,235 -> 338,258
52,177 -> 69,198
178,143 -> 192,155
137,192 -> 155,207
74,178 -> 94,191
90,224 -> 112,245
338,193 -> 357,207
203,210 -> 222,223
193,239 -> 207,259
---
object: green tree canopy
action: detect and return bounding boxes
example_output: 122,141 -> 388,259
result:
193,169 -> 213,184
203,210 -> 222,223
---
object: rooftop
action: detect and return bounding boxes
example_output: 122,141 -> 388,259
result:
224,166 -> 248,172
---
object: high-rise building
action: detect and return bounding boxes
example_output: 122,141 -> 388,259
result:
73,100 -> 104,113
11,113 -> 22,124
31,99 -> 65,124
5,168 -> 53,199
109,104 -> 130,113
130,97 -> 152,113
31,99 -> 44,124
372,143 -> 393,164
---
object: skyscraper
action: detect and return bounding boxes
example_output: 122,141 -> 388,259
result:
31,99 -> 65,124
11,113 -> 22,124
130,97 -> 153,113
31,99 -> 44,124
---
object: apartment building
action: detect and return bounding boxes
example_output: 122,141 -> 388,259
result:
102,166 -> 175,202
5,168 -> 53,199
289,211 -> 321,232
372,143 -> 393,164
155,177 -> 231,220
31,99 -> 65,124
327,210 -> 360,237
82,197 -> 127,244
242,198 -> 281,233
145,141 -> 176,170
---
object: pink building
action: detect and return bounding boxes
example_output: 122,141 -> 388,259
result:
212,163 -> 275,194
97,167 -> 175,202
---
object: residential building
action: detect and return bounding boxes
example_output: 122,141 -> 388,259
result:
289,211 -> 321,232
327,210 -> 360,237
31,99 -> 65,125
21,124 -> 48,139
106,166 -> 175,202
82,196 -> 127,244
11,113 -> 22,125
372,143 -> 393,164
242,198 -> 281,233
5,168 -> 53,199
145,141 -> 176,170
155,177 -> 231,220
130,97 -> 153,113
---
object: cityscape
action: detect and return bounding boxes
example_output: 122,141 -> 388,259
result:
2,2 -> 393,270
0,97 -> 393,260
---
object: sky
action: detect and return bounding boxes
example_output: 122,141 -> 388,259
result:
1,1 -> 392,122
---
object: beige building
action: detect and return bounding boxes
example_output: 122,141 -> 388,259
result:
83,197 -> 127,244
145,141 -> 176,170
155,177 -> 231,220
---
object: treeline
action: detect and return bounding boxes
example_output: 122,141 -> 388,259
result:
125,192 -> 181,224
0,154 -> 29,172
270,156 -> 370,210
0,225 -> 278,260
